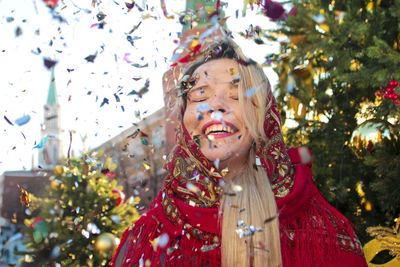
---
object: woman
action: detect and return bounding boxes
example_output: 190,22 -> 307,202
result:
111,39 -> 367,266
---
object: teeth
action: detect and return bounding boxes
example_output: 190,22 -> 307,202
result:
205,124 -> 235,135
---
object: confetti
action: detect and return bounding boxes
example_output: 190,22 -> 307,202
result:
214,158 -> 220,169
211,111 -> 223,121
131,62 -> 148,68
128,21 -> 142,34
15,114 -> 31,126
127,129 -> 140,139
232,184 -> 243,192
141,137 -> 149,146
201,243 -> 219,252
15,26 -> 22,37
96,11 -> 106,21
221,168 -> 229,176
244,86 -> 260,98
43,58 -> 57,69
197,103 -> 212,112
143,162 -> 151,170
18,185 -> 31,207
125,1 -> 135,10
31,47 -> 41,55
100,98 -> 109,107
85,53 -> 97,63
33,134 -> 52,149
4,115 -> 14,126
264,215 -> 277,224
127,79 -> 149,98
186,183 -> 200,193
43,0 -> 59,8
123,53 -> 132,63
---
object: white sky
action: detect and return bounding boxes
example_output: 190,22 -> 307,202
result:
0,0 -> 280,174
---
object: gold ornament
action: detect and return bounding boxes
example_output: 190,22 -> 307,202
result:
350,59 -> 362,71
364,217 -> 400,266
54,165 -> 65,175
50,180 -> 60,189
94,233 -> 120,255
289,96 -> 307,119
366,0 -> 381,12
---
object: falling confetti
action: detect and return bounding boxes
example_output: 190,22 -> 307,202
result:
131,62 -> 148,68
244,86 -> 260,98
4,115 -> 14,126
15,114 -> 31,126
33,134 -> 52,149
100,98 -> 109,107
143,162 -> 151,170
43,0 -> 59,8
85,53 -> 97,63
211,110 -> 223,121
186,183 -> 200,193
214,158 -> 220,169
18,185 -> 32,207
197,103 -> 212,112
15,26 -> 22,37
43,58 -> 57,69
127,79 -> 150,98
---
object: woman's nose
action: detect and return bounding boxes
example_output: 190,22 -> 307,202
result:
207,94 -> 227,114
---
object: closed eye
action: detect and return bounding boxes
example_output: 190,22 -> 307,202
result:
190,98 -> 208,103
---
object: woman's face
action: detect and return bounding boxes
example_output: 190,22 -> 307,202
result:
183,58 -> 253,170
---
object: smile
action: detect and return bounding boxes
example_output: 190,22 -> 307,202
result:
202,121 -> 239,139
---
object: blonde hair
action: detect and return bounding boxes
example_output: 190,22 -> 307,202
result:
180,39 -> 282,267
220,58 -> 282,267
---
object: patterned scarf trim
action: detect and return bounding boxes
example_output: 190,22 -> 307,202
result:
159,89 -> 295,246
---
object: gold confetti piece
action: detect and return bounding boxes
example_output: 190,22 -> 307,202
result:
18,184 -> 31,207
221,168 -> 229,176
143,163 -> 151,170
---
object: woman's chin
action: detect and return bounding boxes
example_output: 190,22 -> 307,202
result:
202,148 -> 247,167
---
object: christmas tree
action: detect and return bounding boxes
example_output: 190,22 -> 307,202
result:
254,0 -> 400,243
17,151 -> 140,266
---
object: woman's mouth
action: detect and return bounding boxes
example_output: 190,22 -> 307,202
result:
202,121 -> 239,139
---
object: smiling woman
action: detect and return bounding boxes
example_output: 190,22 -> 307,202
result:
111,39 -> 368,267
183,58 -> 253,176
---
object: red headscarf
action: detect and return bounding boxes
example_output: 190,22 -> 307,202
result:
111,39 -> 367,267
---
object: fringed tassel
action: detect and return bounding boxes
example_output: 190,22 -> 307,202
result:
278,165 -> 359,267
111,205 -> 221,267
170,234 -> 221,267
111,211 -> 164,266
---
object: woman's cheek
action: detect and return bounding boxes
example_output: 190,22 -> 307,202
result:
184,108 -> 201,136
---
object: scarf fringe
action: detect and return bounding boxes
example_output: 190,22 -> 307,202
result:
280,187 -> 359,267
111,207 -> 221,267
